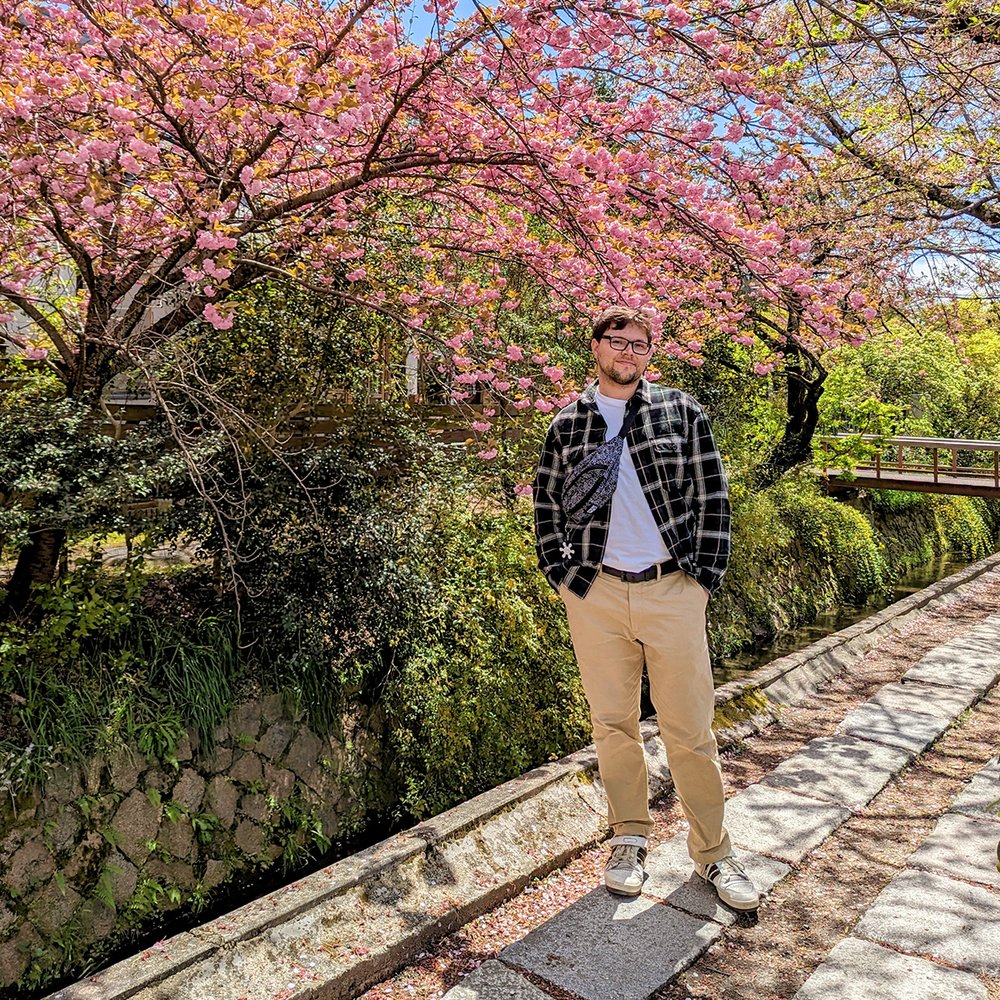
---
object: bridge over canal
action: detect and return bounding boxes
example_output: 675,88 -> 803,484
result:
820,434 -> 1000,499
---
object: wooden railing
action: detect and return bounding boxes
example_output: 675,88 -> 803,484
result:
819,434 -> 1000,497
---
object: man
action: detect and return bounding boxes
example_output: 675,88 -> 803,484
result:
533,305 -> 758,910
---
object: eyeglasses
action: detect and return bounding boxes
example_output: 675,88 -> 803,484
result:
599,334 -> 652,356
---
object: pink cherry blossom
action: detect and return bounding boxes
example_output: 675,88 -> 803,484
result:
203,303 -> 233,330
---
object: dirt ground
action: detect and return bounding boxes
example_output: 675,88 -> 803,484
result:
360,574 -> 1000,1000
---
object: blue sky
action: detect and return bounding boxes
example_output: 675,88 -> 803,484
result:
402,0 -> 481,41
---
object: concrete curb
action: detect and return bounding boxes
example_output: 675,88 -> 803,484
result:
47,551 -> 1000,1000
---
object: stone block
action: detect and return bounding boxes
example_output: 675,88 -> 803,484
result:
951,756 -> 1000,823
229,701 -> 262,743
0,903 -> 14,936
170,770 -> 206,812
4,840 -> 55,894
256,720 -> 295,761
240,793 -> 271,824
301,764 -> 343,805
28,877 -> 83,936
204,743 -> 234,773
201,859 -> 228,891
856,868 -> 1000,975
76,898 -> 116,940
444,959 -> 552,999
143,768 -> 177,795
159,815 -> 196,862
81,755 -> 106,795
145,857 -> 198,895
46,807 -> 82,853
642,835 -> 789,924
908,812 -> 1000,889
723,784 -> 851,864
868,681 -> 979,721
284,729 -> 323,777
0,923 -> 40,987
793,936 -> 987,1000
112,790 -> 161,867
835,702 -> 949,754
63,831 -> 104,883
174,732 -> 194,763
257,692 -> 284,722
234,820 -> 265,857
0,828 -> 24,858
229,752 -> 263,785
108,748 -> 143,793
902,616 -> 1000,692
205,776 -> 238,828
105,851 -> 139,907
263,763 -> 295,801
760,735 -> 911,810
502,889 -> 720,1000
44,763 -> 83,805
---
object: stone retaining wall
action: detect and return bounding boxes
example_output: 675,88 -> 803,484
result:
0,694 -> 368,995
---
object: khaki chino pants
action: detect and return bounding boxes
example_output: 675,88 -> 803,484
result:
560,569 -> 732,864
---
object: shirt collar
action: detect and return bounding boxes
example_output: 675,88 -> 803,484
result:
579,378 -> 651,413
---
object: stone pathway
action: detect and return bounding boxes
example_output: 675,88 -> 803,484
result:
441,617 -> 1000,1000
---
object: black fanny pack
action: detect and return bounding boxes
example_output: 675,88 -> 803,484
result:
562,407 -> 639,528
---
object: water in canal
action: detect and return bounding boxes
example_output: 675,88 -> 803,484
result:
713,552 -> 974,684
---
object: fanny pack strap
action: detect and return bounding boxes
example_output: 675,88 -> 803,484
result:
616,403 -> 640,440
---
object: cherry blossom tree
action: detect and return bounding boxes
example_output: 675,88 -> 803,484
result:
738,1 -> 1000,294
0,0 -> 882,616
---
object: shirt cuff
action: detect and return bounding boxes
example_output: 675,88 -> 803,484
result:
694,565 -> 723,595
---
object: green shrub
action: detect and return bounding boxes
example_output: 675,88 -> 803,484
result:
934,495 -> 997,559
383,501 -> 589,820
0,554 -> 238,794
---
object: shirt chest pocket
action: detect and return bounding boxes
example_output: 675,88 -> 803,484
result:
651,435 -> 686,484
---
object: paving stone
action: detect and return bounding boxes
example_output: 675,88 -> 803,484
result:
642,834 -> 790,925
760,735 -> 911,810
502,888 -> 720,1000
867,680 -> 980,720
722,784 -> 851,864
951,755 -> 1000,823
835,702 -> 949,754
908,812 -> 1000,889
855,868 -> 1000,976
443,960 -> 551,999
902,616 -> 1000,692
793,936 -> 988,1000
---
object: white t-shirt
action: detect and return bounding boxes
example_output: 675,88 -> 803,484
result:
594,389 -> 672,572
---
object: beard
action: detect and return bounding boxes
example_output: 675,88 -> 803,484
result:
600,358 -> 642,386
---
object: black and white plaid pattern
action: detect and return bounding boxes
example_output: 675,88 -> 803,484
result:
533,379 -> 731,599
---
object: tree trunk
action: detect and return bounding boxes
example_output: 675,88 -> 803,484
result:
751,305 -> 828,489
0,524 -> 67,623
752,369 -> 826,489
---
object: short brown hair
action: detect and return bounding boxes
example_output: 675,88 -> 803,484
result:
591,307 -> 652,343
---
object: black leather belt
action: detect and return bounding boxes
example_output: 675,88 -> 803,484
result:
601,559 -> 679,583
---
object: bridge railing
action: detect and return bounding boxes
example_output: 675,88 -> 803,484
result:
819,434 -> 1000,488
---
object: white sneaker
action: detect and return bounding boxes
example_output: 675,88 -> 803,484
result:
604,835 -> 648,896
696,854 -> 760,910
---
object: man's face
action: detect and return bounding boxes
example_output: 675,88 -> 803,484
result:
591,322 -> 652,386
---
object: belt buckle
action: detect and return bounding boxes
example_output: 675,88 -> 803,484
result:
626,565 -> 655,584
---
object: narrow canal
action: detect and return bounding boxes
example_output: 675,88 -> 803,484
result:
713,553 -> 974,684
34,551 -> 981,997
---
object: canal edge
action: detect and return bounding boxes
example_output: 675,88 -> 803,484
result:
46,549 -> 1000,1000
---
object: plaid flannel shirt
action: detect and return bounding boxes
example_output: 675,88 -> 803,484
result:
533,379 -> 731,599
